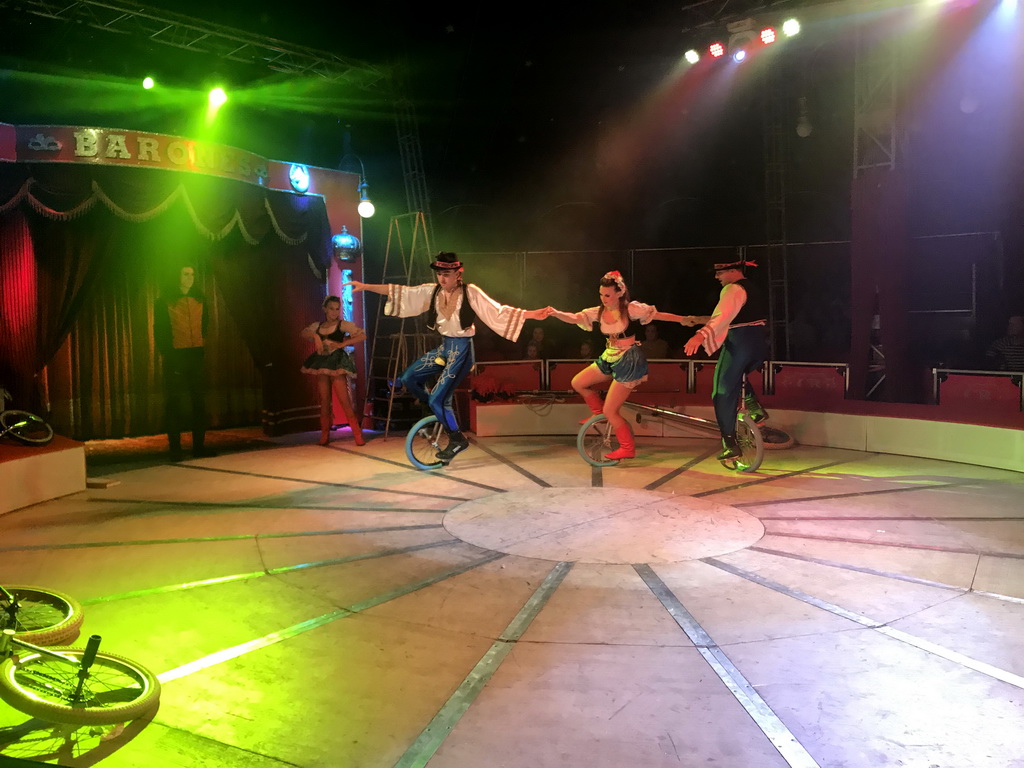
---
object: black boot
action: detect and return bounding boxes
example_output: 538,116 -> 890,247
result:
437,430 -> 470,464
192,430 -> 217,458
717,434 -> 741,461
168,433 -> 184,462
744,393 -> 769,424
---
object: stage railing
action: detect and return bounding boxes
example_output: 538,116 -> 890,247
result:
931,368 -> 1024,412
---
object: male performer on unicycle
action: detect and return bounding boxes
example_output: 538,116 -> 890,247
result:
343,252 -> 549,464
683,257 -> 769,462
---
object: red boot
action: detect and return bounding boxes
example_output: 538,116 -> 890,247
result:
604,424 -> 636,460
579,392 -> 605,424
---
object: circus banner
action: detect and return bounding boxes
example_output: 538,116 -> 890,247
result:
13,124 -> 271,185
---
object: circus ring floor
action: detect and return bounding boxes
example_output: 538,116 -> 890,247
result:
1,426 -> 1023,768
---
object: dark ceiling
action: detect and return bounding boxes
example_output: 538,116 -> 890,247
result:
0,0 -> 1020,254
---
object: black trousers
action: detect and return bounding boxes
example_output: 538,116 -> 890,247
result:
712,326 -> 767,438
163,347 -> 207,449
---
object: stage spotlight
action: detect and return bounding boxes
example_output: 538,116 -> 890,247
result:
782,19 -> 801,36
733,49 -> 747,63
684,49 -> 700,64
142,77 -> 155,90
761,28 -> 776,45
208,87 -> 227,109
709,42 -> 725,58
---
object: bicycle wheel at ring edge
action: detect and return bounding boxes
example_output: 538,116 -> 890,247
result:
576,414 -> 619,467
761,425 -> 795,450
1,586 -> 84,646
726,413 -> 764,473
0,410 -> 54,446
0,648 -> 161,725
405,415 -> 449,470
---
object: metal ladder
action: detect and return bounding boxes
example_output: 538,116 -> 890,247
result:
364,212 -> 434,437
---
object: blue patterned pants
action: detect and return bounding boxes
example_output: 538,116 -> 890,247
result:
400,336 -> 475,431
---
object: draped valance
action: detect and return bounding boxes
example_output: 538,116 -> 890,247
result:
0,163 -> 332,272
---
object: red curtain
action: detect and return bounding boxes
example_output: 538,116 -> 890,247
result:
0,209 -> 37,406
0,163 -> 332,439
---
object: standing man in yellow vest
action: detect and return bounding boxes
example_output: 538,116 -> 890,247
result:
154,265 -> 213,461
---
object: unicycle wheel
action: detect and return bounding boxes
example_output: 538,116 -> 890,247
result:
722,414 -> 764,473
405,415 -> 450,470
576,415 -> 619,467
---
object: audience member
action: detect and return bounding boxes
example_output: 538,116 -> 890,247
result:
986,315 -> 1024,371
642,323 -> 669,358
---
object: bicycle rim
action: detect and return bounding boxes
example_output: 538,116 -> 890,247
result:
405,415 -> 448,470
576,415 -> 619,467
0,648 -> 161,725
1,586 -> 84,646
0,410 -> 54,445
733,414 -> 764,472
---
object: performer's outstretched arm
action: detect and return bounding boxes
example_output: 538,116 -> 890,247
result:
651,310 -> 692,324
340,280 -> 388,295
548,307 -> 587,324
683,284 -> 747,356
465,284 -> 550,342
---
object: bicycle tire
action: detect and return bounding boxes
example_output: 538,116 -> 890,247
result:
576,415 -> 619,467
405,415 -> 449,470
0,410 -> 54,446
0,648 -> 161,725
723,413 -> 764,473
1,586 -> 84,646
761,425 -> 795,451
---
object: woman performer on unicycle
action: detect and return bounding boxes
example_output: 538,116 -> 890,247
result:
549,270 -> 690,461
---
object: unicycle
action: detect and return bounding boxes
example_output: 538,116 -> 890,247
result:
577,414 -> 619,467
720,413 -> 764,472
405,415 -> 451,470
578,403 -> 768,472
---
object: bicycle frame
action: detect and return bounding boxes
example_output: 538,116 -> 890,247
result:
0,628 -> 104,705
625,402 -> 721,436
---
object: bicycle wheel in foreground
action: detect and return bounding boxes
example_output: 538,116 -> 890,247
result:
1,586 -> 84,646
576,414 -> 619,467
0,410 -> 54,446
0,648 -> 161,725
405,415 -> 449,470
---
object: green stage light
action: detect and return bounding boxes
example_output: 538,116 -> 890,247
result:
208,87 -> 227,109
142,77 -> 155,90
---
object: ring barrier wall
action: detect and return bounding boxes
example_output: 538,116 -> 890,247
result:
467,358 -> 1024,472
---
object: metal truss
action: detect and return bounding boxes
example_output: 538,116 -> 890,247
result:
761,55 -> 791,361
0,0 -> 386,86
853,23 -> 901,174
676,0 -> 816,33
0,0 -> 437,227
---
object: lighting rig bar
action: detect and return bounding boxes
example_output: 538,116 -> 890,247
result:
676,0 -> 812,33
0,0 -> 387,86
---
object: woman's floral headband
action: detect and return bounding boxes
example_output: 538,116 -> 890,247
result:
603,270 -> 626,292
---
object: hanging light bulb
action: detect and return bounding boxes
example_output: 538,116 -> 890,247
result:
357,180 -> 375,218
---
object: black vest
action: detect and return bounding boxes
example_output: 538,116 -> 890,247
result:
431,283 -> 477,330
732,278 -> 767,325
